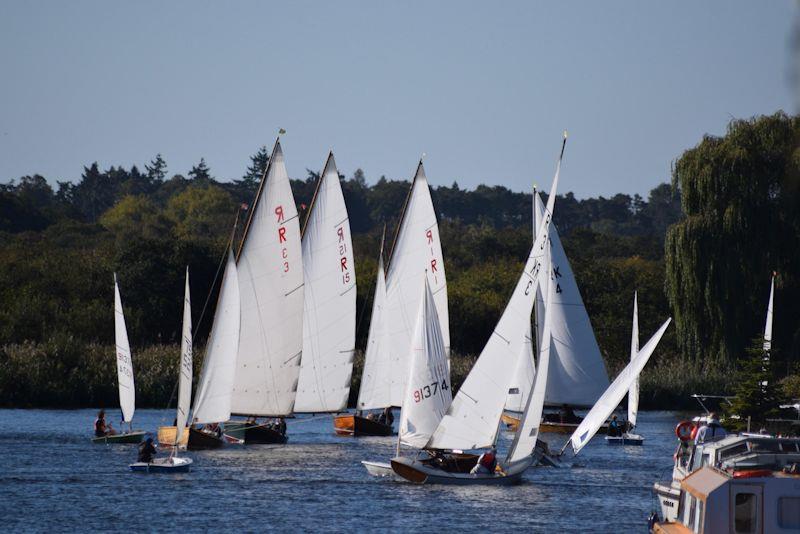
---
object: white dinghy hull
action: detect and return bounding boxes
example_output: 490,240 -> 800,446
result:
129,456 -> 193,473
605,433 -> 644,446
361,460 -> 395,477
390,455 -> 532,486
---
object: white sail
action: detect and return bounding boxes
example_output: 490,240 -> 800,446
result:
566,317 -> 671,455
627,291 -> 639,428
399,275 -> 453,449
506,244 -> 553,464
232,139 -> 304,416
428,137 -> 565,451
113,274 -> 135,423
357,247 -> 391,410
192,250 -> 241,425
503,324 -> 536,413
295,153 -> 356,413
176,268 -> 193,445
763,275 -> 774,353
533,191 -> 609,407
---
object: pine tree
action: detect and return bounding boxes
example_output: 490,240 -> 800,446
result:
728,337 -> 783,427
145,154 -> 168,182
188,158 -> 213,184
233,146 -> 269,202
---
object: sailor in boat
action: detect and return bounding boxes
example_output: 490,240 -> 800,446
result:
377,407 -> 394,427
137,437 -> 157,463
608,415 -> 623,437
694,412 -> 727,444
94,409 -> 117,438
470,446 -> 498,475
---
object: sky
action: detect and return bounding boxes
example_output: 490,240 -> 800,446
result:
0,1 -> 796,199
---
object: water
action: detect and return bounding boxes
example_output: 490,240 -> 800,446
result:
0,409 -> 680,532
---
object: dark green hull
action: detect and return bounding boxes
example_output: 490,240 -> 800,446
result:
92,430 -> 146,444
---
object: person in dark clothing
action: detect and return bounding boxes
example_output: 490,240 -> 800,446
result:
277,417 -> 287,435
608,415 -> 622,437
378,407 -> 394,426
138,438 -> 157,463
94,409 -> 116,437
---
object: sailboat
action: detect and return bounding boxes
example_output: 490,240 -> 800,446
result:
606,291 -> 644,445
294,152 -> 356,416
93,274 -> 145,444
362,274 -> 452,476
226,138 -> 304,444
188,249 -> 242,449
562,316 -> 671,456
335,160 -> 448,436
131,269 -> 193,472
504,189 -> 611,434
390,134 -> 565,485
157,268 -> 194,449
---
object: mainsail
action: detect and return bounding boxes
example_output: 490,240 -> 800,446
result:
357,235 -> 391,410
176,268 -> 193,445
192,250 -> 241,425
113,274 -> 135,424
506,243 -> 553,464
295,153 -> 356,413
533,191 -> 609,407
566,317 -> 671,455
428,135 -> 565,451
763,274 -> 774,353
383,161 -> 449,408
232,139 -> 304,416
398,275 -> 453,449
627,291 -> 639,428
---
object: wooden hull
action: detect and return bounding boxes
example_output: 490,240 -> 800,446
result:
333,414 -> 393,437
187,427 -> 226,450
92,430 -> 146,444
390,455 -> 532,486
225,421 -> 287,444
130,456 -> 192,473
157,426 -> 189,448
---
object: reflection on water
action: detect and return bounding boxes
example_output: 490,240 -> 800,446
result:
0,409 -> 680,532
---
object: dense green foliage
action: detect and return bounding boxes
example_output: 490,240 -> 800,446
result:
666,113 -> 800,370
3,115 -> 796,410
728,339 -> 784,427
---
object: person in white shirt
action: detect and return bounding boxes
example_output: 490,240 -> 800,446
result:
695,413 -> 727,444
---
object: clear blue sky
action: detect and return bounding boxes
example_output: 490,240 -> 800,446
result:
0,1 -> 795,198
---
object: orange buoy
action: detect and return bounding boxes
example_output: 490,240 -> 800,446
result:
676,421 -> 694,441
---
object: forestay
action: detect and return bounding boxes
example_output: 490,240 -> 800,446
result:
192,250 -> 241,425
357,247 -> 391,410
113,274 -> 135,423
399,276 -> 452,449
428,136 -> 565,451
295,153 -> 356,413
533,191 -> 609,407
506,244 -> 553,464
383,162 -> 449,408
176,268 -> 193,444
566,317 -> 671,455
627,291 -> 639,428
233,139 -> 304,416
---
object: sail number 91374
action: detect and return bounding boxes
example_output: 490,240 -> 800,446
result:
413,380 -> 449,403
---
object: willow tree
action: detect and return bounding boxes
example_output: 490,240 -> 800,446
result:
666,112 -> 800,366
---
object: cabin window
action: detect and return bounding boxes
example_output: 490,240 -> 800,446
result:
734,492 -> 758,533
719,443 -> 748,460
778,497 -> 800,528
779,441 -> 799,453
749,440 -> 781,453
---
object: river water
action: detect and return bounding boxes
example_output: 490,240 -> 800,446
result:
0,409 -> 682,532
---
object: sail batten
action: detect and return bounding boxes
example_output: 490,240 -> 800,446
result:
113,274 -> 135,424
533,192 -> 609,407
232,139 -> 305,416
295,153 -> 357,413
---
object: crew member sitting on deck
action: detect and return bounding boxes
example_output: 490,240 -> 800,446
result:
94,409 -> 116,437
695,413 -> 727,444
378,407 -> 394,426
138,438 -> 157,463
608,415 -> 623,437
277,417 -> 286,435
471,446 -> 498,475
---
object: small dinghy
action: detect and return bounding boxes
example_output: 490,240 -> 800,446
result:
130,456 -> 193,473
605,433 -> 644,446
391,455 -> 532,486
225,420 -> 287,444
334,413 -> 393,437
361,460 -> 395,477
94,275 -> 144,445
